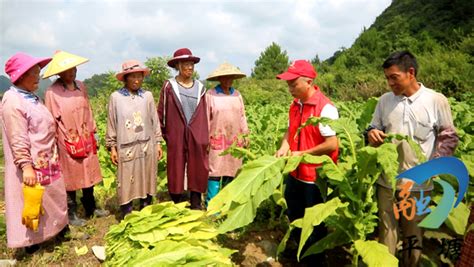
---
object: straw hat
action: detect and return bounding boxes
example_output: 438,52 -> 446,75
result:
116,59 -> 150,81
5,52 -> 52,84
167,48 -> 200,68
42,50 -> 89,78
206,62 -> 246,81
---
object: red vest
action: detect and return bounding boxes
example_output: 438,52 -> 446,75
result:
288,86 -> 339,182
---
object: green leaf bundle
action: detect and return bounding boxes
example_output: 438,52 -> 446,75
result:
105,202 -> 236,266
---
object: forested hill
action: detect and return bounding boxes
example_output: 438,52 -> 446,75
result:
0,75 -> 52,99
317,0 -> 474,101
372,0 -> 473,41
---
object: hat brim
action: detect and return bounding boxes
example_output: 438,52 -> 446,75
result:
206,73 -> 246,81
276,72 -> 301,81
116,68 -> 151,81
42,58 -> 89,79
11,57 -> 52,84
167,56 -> 200,68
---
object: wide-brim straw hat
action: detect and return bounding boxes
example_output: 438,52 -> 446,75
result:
116,59 -> 150,81
167,48 -> 200,68
5,52 -> 52,84
206,62 -> 246,81
42,50 -> 89,78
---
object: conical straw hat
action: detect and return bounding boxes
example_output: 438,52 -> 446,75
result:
206,62 -> 246,81
42,50 -> 89,78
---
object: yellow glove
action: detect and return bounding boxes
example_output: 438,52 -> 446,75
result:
22,184 -> 45,232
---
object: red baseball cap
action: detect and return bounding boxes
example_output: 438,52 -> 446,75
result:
276,60 -> 317,80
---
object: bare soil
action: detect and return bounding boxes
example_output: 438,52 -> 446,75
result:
0,197 -> 353,267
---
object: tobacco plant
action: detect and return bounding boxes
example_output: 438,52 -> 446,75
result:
208,114 -> 400,266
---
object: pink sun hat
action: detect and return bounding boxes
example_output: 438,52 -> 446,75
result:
5,52 -> 52,84
115,59 -> 151,81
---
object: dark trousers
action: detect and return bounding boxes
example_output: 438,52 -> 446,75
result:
170,191 -> 202,210
67,186 -> 96,217
284,175 -> 327,264
120,194 -> 153,217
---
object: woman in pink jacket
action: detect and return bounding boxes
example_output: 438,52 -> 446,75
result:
44,51 -> 108,227
205,62 -> 248,206
1,52 -> 68,253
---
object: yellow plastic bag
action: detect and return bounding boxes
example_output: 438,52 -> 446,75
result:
22,184 -> 45,231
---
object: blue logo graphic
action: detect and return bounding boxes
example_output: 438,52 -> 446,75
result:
397,157 -> 469,229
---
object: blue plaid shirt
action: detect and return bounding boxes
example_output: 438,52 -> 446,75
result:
11,86 -> 40,104
118,87 -> 145,97
215,84 -> 235,95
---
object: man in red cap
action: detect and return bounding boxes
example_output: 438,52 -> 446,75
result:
275,60 -> 339,264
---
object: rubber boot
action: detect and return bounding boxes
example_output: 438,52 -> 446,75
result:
170,193 -> 182,203
25,244 -> 40,254
67,191 -> 86,227
139,194 -> 153,209
205,180 -> 221,208
120,202 -> 133,220
56,225 -> 71,242
190,191 -> 203,210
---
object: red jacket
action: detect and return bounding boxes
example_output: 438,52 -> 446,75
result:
157,78 -> 209,193
288,86 -> 338,182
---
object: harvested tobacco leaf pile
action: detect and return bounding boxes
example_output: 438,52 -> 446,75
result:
105,201 -> 236,266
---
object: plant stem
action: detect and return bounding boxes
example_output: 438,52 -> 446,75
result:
352,249 -> 359,266
342,126 -> 357,163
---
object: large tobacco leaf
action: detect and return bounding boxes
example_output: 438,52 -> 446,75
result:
297,197 -> 348,260
354,240 -> 398,267
207,155 -> 286,233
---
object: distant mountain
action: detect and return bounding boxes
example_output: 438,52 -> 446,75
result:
326,0 -> 473,66
37,78 -> 53,99
317,0 -> 473,100
0,74 -> 53,99
371,0 -> 474,42
0,75 -> 11,93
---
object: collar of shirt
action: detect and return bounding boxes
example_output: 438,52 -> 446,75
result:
407,83 -> 426,103
215,84 -> 234,95
58,79 -> 81,91
397,83 -> 426,103
11,85 -> 40,104
294,85 -> 321,106
118,87 -> 144,97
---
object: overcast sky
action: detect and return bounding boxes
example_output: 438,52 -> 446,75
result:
1,0 -> 391,80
